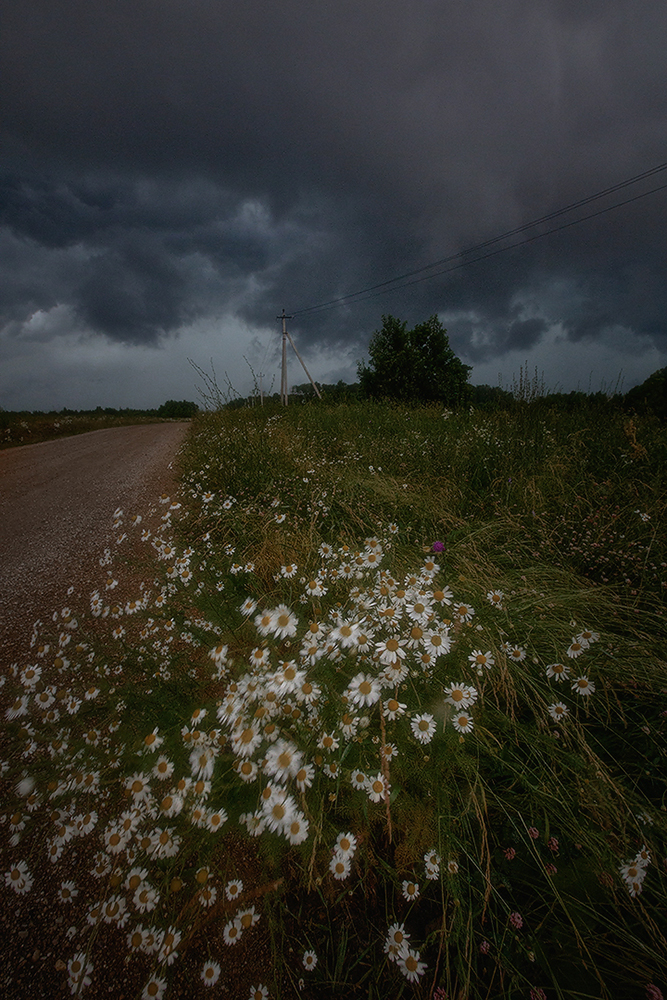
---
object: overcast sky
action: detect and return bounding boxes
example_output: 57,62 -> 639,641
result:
2,0 -> 667,409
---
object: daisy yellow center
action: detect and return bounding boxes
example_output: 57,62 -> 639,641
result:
372,780 -> 383,794
339,837 -> 351,852
418,720 -> 429,731
240,728 -> 255,744
241,761 -> 253,775
406,956 -> 418,972
131,780 -> 144,794
359,681 -> 372,695
278,751 -> 292,768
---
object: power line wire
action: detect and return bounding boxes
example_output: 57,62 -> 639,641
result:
291,160 -> 667,318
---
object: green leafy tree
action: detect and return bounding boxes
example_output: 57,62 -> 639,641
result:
157,399 -> 199,418
358,314 -> 471,404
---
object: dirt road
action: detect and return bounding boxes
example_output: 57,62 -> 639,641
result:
0,422 -> 189,668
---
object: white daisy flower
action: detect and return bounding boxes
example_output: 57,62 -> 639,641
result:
201,961 -> 221,987
401,879 -> 420,901
411,713 -> 436,744
548,702 -> 569,721
329,854 -> 351,879
303,950 -> 318,970
452,712 -> 474,734
346,672 -> 381,707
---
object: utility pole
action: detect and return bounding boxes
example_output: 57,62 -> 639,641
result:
276,308 -> 322,406
278,309 -> 292,406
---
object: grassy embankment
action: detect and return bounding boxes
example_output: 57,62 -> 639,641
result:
1,399 -> 665,1000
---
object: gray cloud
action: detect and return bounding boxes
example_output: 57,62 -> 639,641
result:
1,0 -> 667,393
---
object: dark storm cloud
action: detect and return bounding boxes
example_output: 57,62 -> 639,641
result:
1,0 -> 667,361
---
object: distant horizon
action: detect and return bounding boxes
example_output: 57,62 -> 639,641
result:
2,361 -> 661,414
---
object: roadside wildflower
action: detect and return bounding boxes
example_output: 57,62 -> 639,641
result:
141,976 -> 167,1000
67,952 -> 93,995
225,878 -> 243,901
397,947 -> 427,983
452,711 -> 474,734
401,879 -> 420,901
411,713 -> 436,743
201,961 -> 221,986
330,854 -> 351,880
303,950 -> 317,970
546,662 -> 570,681
572,675 -> 595,696
223,919 -> 243,945
5,860 -> 33,894
385,922 -> 410,960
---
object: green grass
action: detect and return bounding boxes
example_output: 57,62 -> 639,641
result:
1,398 -> 665,1000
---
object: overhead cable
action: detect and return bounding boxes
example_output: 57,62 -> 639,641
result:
291,160 -> 667,317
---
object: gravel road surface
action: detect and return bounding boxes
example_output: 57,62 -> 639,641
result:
0,422 -> 189,669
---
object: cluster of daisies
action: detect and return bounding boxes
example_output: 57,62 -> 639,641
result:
619,844 -> 652,898
0,474 -> 649,999
542,629 -> 600,722
384,922 -> 427,983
